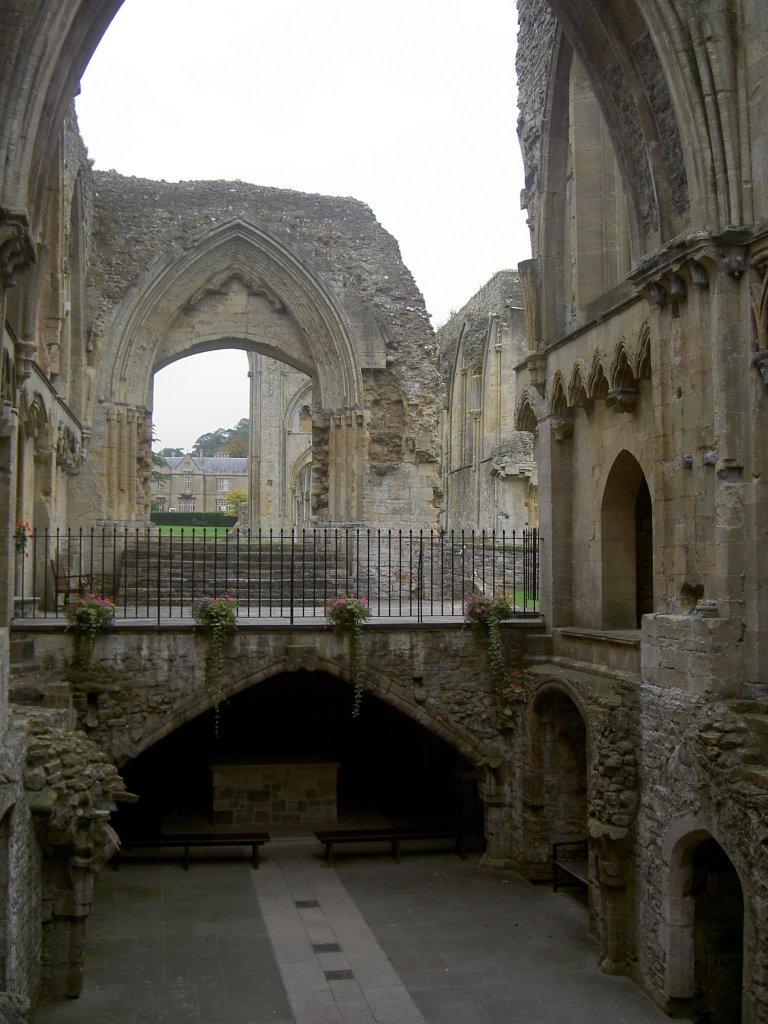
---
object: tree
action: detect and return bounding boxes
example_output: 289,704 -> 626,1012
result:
224,434 -> 248,457
192,418 -> 250,458
223,488 -> 248,514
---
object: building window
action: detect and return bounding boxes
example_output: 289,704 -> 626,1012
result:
179,499 -> 195,512
216,478 -> 231,492
181,474 -> 192,492
216,499 -> 230,512
156,479 -> 165,491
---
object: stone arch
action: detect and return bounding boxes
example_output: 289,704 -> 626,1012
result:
549,372 -> 569,415
568,361 -> 591,411
600,449 -> 653,628
636,321 -> 652,380
515,390 -> 540,434
662,823 -> 745,1020
89,218 -> 366,524
523,681 -> 589,879
110,647 -> 492,777
105,218 -> 361,410
546,0 -> 689,244
607,344 -> 639,413
588,356 -> 610,401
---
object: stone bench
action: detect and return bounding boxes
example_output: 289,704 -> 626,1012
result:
117,832 -> 270,869
315,825 -> 471,866
552,839 -> 588,891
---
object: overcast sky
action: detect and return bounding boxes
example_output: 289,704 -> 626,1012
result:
76,0 -> 530,451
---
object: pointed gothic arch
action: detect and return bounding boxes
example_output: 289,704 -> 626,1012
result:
600,450 -> 653,628
86,218 -> 367,524
662,825 -> 745,1020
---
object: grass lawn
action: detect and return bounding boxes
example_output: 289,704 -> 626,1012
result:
154,525 -> 233,538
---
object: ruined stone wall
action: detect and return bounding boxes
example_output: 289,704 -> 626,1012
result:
437,271 -> 536,533
635,682 -> 768,1014
79,171 -> 441,530
514,2 -> 768,1018
17,625 -> 531,771
87,171 -> 438,464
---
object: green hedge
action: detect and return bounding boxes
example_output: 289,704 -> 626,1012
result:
151,512 -> 237,528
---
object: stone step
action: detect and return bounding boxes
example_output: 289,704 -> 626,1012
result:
9,636 -> 41,673
742,714 -> 768,761
743,766 -> 768,791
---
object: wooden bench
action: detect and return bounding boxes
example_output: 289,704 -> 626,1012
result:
117,832 -> 270,870
315,825 -> 471,866
552,839 -> 588,891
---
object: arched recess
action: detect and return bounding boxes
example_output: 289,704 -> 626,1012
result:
600,450 -> 653,628
663,827 -> 744,1022
111,670 -> 485,839
0,806 -> 12,989
89,218 -> 365,523
546,0 -> 689,245
523,684 -> 589,880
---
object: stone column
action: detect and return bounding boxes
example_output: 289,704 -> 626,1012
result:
541,412 -> 574,627
102,404 -> 144,523
589,821 -> 631,974
708,237 -> 751,629
328,410 -> 365,523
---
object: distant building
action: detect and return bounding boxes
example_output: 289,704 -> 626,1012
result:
152,454 -> 248,515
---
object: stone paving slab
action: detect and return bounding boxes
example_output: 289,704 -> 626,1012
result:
32,842 -> 686,1024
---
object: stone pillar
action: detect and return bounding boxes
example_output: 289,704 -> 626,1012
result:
708,238 -> 751,631
102,404 -> 144,522
541,412 -> 574,627
589,821 -> 631,974
328,410 -> 365,523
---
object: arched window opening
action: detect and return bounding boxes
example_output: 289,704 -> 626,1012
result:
601,451 -> 653,629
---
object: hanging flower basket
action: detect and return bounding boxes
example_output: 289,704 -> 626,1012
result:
66,593 -> 115,665
192,594 -> 237,737
326,594 -> 370,716
464,593 -> 515,695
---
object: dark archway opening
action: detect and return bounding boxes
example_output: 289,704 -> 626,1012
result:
601,450 -> 653,628
689,839 -> 744,1024
523,689 -> 588,887
114,670 -> 483,839
635,476 -> 653,626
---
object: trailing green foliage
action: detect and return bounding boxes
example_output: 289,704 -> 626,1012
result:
326,595 -> 371,717
192,594 -> 237,736
464,593 -> 514,694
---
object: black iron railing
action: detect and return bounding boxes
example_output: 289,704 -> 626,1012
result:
12,527 -> 539,623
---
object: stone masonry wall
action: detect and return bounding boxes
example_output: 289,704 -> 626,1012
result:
16,624 -> 533,770
636,684 -> 768,1017
87,172 -> 440,465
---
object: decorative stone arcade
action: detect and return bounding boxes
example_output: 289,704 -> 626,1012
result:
76,175 -> 443,532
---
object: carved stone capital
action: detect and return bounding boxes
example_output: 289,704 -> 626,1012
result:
0,206 -> 37,287
549,413 -> 573,442
606,387 -> 638,413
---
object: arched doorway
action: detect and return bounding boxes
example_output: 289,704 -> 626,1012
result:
524,688 -> 588,882
665,832 -> 744,1023
690,839 -> 744,1022
601,450 -> 653,629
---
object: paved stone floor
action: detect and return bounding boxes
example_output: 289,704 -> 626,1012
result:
34,839 -> 683,1024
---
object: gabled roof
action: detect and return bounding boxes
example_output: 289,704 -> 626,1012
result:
160,456 -> 248,473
